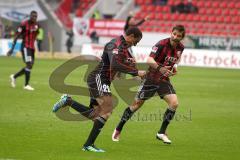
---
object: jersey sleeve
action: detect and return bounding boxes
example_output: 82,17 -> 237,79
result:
105,42 -> 138,76
15,22 -> 25,36
149,42 -> 164,59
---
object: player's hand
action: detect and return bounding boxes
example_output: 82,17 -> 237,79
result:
7,49 -> 13,56
171,66 -> 178,76
129,11 -> 134,16
159,66 -> 173,77
137,70 -> 146,79
127,58 -> 136,64
144,15 -> 150,21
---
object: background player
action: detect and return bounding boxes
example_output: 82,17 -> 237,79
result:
7,10 -> 39,91
112,25 -> 186,144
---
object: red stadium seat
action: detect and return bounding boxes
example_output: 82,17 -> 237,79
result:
186,14 -> 194,21
236,2 -> 240,9
155,6 -> 162,12
170,14 -> 178,21
162,13 -> 171,20
229,9 -> 238,16
155,14 -> 164,20
222,9 -> 230,16
199,8 -> 207,15
196,1 -> 204,8
135,0 -> 144,5
145,0 -> 152,5
224,16 -> 231,23
216,16 -> 224,23
206,8 -> 214,15
200,15 -> 208,22
168,0 -> 175,6
75,9 -> 83,17
219,2 -> 227,8
178,14 -> 186,21
141,5 -> 148,12
232,16 -> 240,24
148,13 -> 155,20
218,24 -> 227,30
228,2 -> 235,8
146,5 -> 155,12
162,6 -> 170,13
212,1 -> 219,8
208,16 -> 216,23
204,1 -> 211,8
214,8 -> 222,15
193,14 -> 200,21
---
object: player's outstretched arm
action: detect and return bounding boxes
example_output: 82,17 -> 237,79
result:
147,56 -> 173,77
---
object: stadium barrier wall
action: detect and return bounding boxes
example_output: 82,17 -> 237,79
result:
0,39 -> 22,56
81,43 -> 240,69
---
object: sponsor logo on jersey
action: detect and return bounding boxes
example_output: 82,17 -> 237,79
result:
113,48 -> 118,54
151,46 -> 158,53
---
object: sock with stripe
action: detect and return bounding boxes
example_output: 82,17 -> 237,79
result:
70,100 -> 94,118
158,107 -> 176,134
14,68 -> 25,79
24,68 -> 31,86
84,116 -> 106,146
116,107 -> 134,132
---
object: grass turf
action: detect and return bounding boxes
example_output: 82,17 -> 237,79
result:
0,56 -> 240,160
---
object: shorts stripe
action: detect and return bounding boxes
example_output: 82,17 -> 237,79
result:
23,47 -> 32,62
95,74 -> 103,96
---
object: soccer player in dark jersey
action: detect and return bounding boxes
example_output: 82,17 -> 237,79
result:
124,12 -> 149,32
52,27 -> 146,152
7,10 -> 39,91
115,12 -> 148,79
112,25 -> 186,144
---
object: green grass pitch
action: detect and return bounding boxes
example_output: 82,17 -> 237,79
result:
0,56 -> 240,160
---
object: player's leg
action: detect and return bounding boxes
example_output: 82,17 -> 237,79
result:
10,47 -> 27,87
112,79 -> 157,141
52,94 -> 96,120
156,81 -> 178,144
112,99 -> 144,142
82,73 -> 114,152
52,72 -> 100,115
83,95 -> 113,152
23,48 -> 35,90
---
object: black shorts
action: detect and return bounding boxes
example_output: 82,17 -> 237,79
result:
21,47 -> 35,64
136,78 -> 176,100
87,73 -> 112,99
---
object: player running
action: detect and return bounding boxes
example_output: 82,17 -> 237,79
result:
52,27 -> 146,152
7,10 -> 39,91
112,25 -> 186,144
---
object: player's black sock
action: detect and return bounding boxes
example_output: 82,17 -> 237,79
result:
24,68 -> 31,86
70,100 -> 94,118
116,107 -> 134,132
159,107 -> 176,134
84,116 -> 106,146
14,68 -> 25,79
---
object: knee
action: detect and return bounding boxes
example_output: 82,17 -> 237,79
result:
100,111 -> 112,120
130,100 -> 144,111
26,63 -> 33,69
104,112 -> 112,119
169,101 -> 179,109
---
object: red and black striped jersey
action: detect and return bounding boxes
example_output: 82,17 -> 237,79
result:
147,38 -> 184,82
91,35 -> 138,82
16,20 -> 39,49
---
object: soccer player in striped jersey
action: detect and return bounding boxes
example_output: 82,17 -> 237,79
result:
7,10 -> 39,91
112,25 -> 186,144
52,27 -> 146,152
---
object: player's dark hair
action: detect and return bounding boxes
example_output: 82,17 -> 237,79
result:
30,10 -> 37,15
125,27 -> 142,38
172,25 -> 185,38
